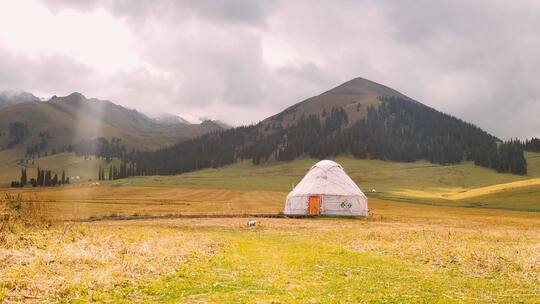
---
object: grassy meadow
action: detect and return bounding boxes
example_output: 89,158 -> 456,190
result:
1,151 -> 539,302
0,150 -> 120,187
2,149 -> 540,210
110,152 -> 540,211
1,195 -> 539,303
5,186 -> 285,220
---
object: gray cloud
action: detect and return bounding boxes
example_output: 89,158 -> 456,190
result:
2,0 -> 539,138
0,49 -> 93,95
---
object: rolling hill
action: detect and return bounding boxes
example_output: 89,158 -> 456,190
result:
0,92 -> 225,153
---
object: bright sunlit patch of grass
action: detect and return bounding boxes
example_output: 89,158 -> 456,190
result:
393,177 -> 540,201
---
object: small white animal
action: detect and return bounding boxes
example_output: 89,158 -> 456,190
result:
247,220 -> 257,227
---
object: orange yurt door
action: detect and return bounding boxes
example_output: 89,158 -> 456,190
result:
308,196 -> 321,215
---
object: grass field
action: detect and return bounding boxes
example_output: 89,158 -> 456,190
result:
1,196 -> 538,303
5,186 -> 285,220
108,152 -> 540,211
0,150 -> 119,187
1,152 -> 539,302
2,150 -> 540,210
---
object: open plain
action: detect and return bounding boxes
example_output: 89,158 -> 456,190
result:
1,188 -> 539,303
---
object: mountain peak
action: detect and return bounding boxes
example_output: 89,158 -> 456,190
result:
198,118 -> 232,129
264,76 -> 415,128
0,90 -> 40,109
49,92 -> 87,103
153,114 -> 191,125
66,92 -> 86,101
323,77 -> 410,100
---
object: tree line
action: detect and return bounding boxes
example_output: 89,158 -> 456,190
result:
10,167 -> 69,187
124,98 -> 528,177
25,130 -> 51,156
522,137 -> 540,152
98,162 -> 141,181
73,137 -> 130,161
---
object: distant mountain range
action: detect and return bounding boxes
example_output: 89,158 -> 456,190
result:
0,78 -> 530,177
132,77 -> 528,176
0,92 -> 228,153
152,113 -> 232,129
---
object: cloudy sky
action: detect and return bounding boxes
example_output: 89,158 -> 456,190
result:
0,0 -> 539,139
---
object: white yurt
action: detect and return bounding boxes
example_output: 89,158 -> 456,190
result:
284,160 -> 368,216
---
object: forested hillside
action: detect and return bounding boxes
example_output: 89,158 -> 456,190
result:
123,79 -> 528,177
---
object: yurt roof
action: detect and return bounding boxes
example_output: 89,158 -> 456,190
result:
288,160 -> 366,197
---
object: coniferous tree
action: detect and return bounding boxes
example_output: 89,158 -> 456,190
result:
44,170 -> 51,186
523,137 -> 540,152
20,168 -> 27,186
36,167 -> 43,186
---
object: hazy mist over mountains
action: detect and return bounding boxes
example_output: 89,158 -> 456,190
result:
0,90 -> 229,128
0,91 -> 41,109
0,91 -> 229,152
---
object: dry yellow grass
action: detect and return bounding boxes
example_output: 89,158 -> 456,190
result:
0,193 -> 50,234
394,177 -> 540,201
0,188 -> 538,302
0,222 -> 219,303
0,192 -> 217,302
2,186 -> 286,220
0,188 -> 540,303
